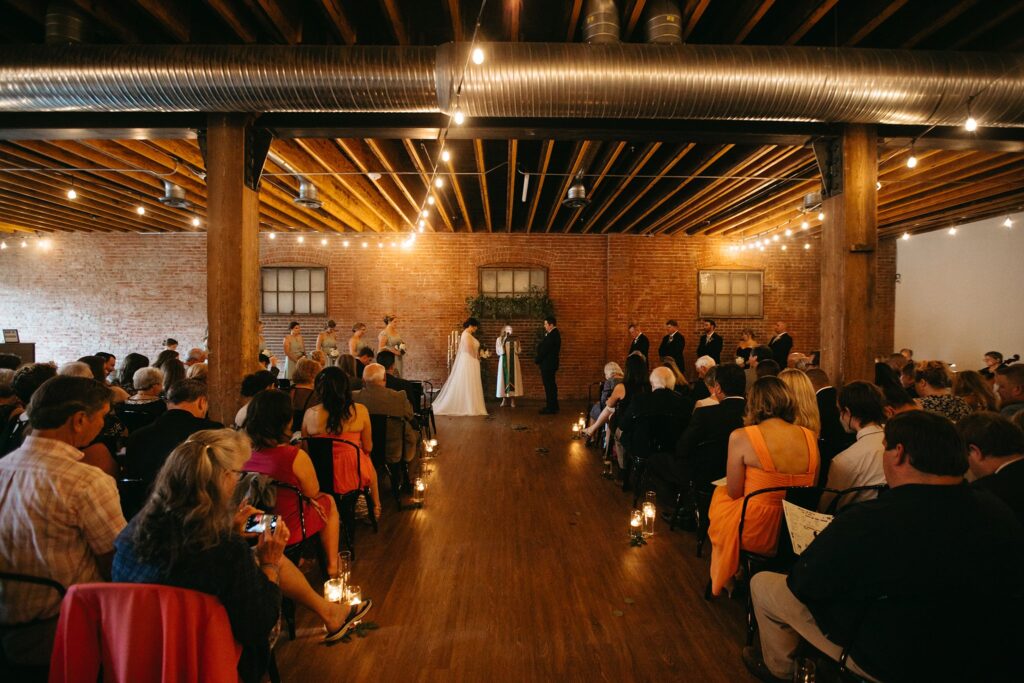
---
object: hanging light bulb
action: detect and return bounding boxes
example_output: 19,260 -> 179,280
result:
343,240 -> 350,248
136,205 -> 146,216
320,237 -> 328,246
817,211 -> 825,221
781,244 -> 788,251
378,241 -> 384,248
453,107 -> 465,125
948,227 -> 957,236
876,181 -> 882,190
361,241 -> 368,249
268,232 -> 277,240
441,149 -> 451,163
804,243 -> 811,250
772,234 -> 780,242
471,47 -> 485,65
906,150 -> 918,169
20,238 -> 28,248
784,228 -> 793,237
758,245 -> 765,252
418,219 -> 426,229
800,220 -> 809,230
427,195 -> 435,205
191,216 -> 201,227
297,235 -> 305,243
0,241 -> 6,250
965,116 -> 977,132
421,209 -> 430,218
434,177 -> 444,188
66,188 -> 77,200
902,232 -> 911,240
38,237 -> 51,251
1003,216 -> 1014,228
418,224 -> 425,233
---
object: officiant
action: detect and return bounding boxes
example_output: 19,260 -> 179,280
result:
496,325 -> 523,408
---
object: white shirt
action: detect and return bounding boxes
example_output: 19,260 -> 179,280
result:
820,424 -> 886,512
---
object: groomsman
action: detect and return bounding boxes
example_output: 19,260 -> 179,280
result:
696,318 -> 724,364
535,316 -> 561,414
658,320 -> 685,370
628,323 -> 650,366
768,322 -> 793,365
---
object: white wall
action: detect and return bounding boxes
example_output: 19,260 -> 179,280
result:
895,211 -> 1024,371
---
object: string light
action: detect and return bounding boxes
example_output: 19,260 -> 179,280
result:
37,237 -> 52,251
343,240 -> 350,248
453,107 -> 465,125
361,241 -> 368,248
804,243 -> 811,250
418,219 -> 426,229
906,145 -> 918,169
441,149 -> 451,163
320,237 -> 328,246
965,116 -> 977,132
948,227 -> 957,236
784,228 -> 793,237
0,241 -> 6,250
902,232 -> 911,240
66,188 -> 77,200
378,241 -> 383,248
136,205 -> 146,216
1003,216 -> 1014,228
191,216 -> 201,227
20,238 -> 28,248
817,211 -> 825,221
427,196 -> 435,205
268,232 -> 277,240
471,47 -> 485,65
800,220 -> 809,230
297,235 -> 305,244
421,209 -> 430,218
434,177 -> 444,188
772,234 -> 780,242
876,181 -> 882,190
781,244 -> 787,251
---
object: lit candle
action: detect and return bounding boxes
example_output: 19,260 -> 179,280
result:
642,502 -> 656,538
412,477 -> 426,505
630,509 -> 643,538
572,424 -> 580,433
428,439 -> 438,449
347,585 -> 361,606
323,578 -> 345,603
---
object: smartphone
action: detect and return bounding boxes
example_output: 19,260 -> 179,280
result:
244,513 -> 279,534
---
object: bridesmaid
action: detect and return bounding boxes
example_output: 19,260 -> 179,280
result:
348,322 -> 367,356
316,320 -> 340,366
282,321 -> 306,383
378,314 -> 405,377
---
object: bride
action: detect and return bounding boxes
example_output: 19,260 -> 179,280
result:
432,318 -> 487,416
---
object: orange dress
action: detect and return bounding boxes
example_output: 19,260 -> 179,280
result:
707,424 -> 819,596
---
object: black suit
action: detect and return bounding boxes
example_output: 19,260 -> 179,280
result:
696,332 -> 724,364
629,333 -> 650,366
768,332 -> 793,365
619,388 -> 694,457
125,409 -> 223,486
972,458 -> 1024,527
385,373 -> 421,415
658,331 -> 685,370
534,327 -> 561,411
816,386 -> 855,481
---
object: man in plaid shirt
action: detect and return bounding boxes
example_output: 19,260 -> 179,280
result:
0,376 -> 126,666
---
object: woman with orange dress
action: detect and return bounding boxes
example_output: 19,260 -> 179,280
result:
707,376 -> 820,596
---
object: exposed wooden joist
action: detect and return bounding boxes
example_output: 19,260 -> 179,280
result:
784,0 -> 837,45
4,0 -> 45,23
844,0 -> 908,46
681,0 -> 710,41
253,0 -> 302,44
446,0 -> 463,42
380,0 -> 409,45
601,143 -> 695,232
524,140 -> 554,233
565,0 -> 583,41
734,0 -> 775,43
402,139 -> 455,232
444,146 -> 474,232
314,0 -> 357,44
903,0 -> 980,49
505,139 -> 517,232
335,138 -> 416,228
365,139 -> 422,216
503,0 -> 521,41
949,2 -> 1024,50
200,0 -> 259,42
544,140 -> 592,233
69,0 -> 141,42
563,141 -> 626,232
473,140 -> 493,233
583,142 -> 662,234
133,0 -> 190,42
622,0 -> 647,40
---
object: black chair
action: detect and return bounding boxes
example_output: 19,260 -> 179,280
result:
116,477 -> 149,521
667,437 -> 729,559
368,413 -> 410,510
115,406 -> 163,434
823,484 -> 889,515
305,436 -> 377,560
406,379 -> 436,440
270,479 -> 329,641
0,572 -> 66,679
0,416 -> 29,458
623,411 -> 683,505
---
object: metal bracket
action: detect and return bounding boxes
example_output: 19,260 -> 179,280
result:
812,137 -> 843,198
196,121 -> 273,192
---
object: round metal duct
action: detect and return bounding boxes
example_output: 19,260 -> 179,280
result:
583,0 -> 620,44
645,0 -> 682,45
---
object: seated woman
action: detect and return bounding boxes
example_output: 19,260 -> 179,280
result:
301,367 -> 381,519
914,361 -> 971,423
117,367 -> 167,433
953,369 -> 998,413
694,366 -> 720,410
707,377 -> 820,596
116,353 -> 150,394
778,369 -> 821,436
235,370 -> 278,429
589,362 -> 623,425
661,357 -> 689,396
583,355 -> 648,444
289,357 -> 322,433
243,390 -> 341,577
113,429 -> 370,683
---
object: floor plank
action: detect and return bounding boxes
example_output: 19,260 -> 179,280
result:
275,400 -> 756,682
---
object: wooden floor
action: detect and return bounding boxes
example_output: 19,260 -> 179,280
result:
275,400 -> 756,682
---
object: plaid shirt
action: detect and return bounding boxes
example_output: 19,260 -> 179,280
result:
0,436 -> 126,623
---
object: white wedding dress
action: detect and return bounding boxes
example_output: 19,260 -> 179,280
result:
432,330 -> 488,416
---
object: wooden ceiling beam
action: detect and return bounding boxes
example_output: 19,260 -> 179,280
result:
4,0 -> 46,23
380,0 -> 409,45
474,140 -> 493,233
524,140 -> 554,233
313,0 -> 357,44
880,194 -> 1024,236
252,0 -> 302,44
733,0 -> 775,43
503,0 -> 521,41
784,0 -> 837,45
133,0 -> 190,42
544,140 -> 592,233
844,0 -> 908,46
601,143 -> 695,233
564,141 -> 626,231
200,0 -> 259,42
335,138 -> 416,228
443,146 -> 474,232
949,3 -> 1024,49
365,139 -> 421,216
0,202 -> 113,234
402,139 -> 455,232
620,144 -> 733,234
69,0 -> 141,42
622,0 -> 647,40
588,143 -> 662,234
681,0 -> 710,41
446,0 -> 463,42
903,0 -> 980,49
565,0 -> 583,41
505,139 -> 517,232
878,164 -> 1024,219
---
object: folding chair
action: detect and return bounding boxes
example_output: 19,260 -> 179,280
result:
369,414 -> 409,510
304,436 -> 377,560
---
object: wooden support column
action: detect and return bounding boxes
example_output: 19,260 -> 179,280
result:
820,124 -> 878,387
205,115 -> 261,423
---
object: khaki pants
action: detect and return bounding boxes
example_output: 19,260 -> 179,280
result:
750,572 -> 877,681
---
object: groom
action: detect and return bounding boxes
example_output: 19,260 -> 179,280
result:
535,316 -> 561,414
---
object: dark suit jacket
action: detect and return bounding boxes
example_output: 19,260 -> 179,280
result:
535,328 -> 561,372
972,458 -> 1024,528
620,388 -> 694,457
768,332 -> 793,365
125,409 -> 223,485
676,397 -> 746,485
629,333 -> 650,363
658,332 -> 685,368
696,332 -> 724,364
385,373 -> 421,414
817,386 -> 855,477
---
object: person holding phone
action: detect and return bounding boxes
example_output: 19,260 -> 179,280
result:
113,429 -> 370,683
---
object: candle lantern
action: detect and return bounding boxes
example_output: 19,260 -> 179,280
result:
577,413 -> 587,429
323,578 -> 346,603
642,501 -> 656,538
571,423 -> 581,439
411,477 -> 426,506
347,585 -> 362,607
629,509 -> 643,539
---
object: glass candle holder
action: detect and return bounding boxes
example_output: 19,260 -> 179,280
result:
323,578 -> 345,603
629,509 -> 643,539
428,438 -> 438,449
642,501 -> 656,538
412,477 -> 426,505
347,585 -> 362,607
571,423 -> 580,438
336,551 -> 351,581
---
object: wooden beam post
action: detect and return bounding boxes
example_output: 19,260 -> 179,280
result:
206,114 -> 261,423
820,124 -> 878,386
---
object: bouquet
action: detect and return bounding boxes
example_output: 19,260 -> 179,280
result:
398,342 -> 407,356
329,348 -> 340,358
479,349 -> 491,359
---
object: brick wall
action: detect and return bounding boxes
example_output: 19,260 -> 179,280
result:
0,230 -> 897,399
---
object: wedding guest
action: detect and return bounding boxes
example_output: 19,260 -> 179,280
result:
980,351 -> 1004,380
185,362 -> 208,382
818,381 -> 887,512
94,352 -> 117,381
755,359 -> 781,379
696,319 -> 724,364
353,363 -> 418,471
778,369 -> 820,436
767,322 -> 793,365
658,320 -> 685,371
661,357 -> 689,395
619,366 -> 693,461
259,352 -> 280,379
160,358 -> 186,396
336,354 -> 360,385
496,325 -> 523,408
316,320 -> 340,367
0,376 -> 125,667
376,350 -> 420,410
234,370 -> 278,429
1,363 -> 58,457
162,338 -> 178,352
807,368 -> 855,468
735,328 -> 758,367
152,349 -> 179,371
290,358 -> 322,432
995,365 -> 1024,418
356,347 -> 376,379
914,361 -> 971,423
117,367 -> 167,428
583,354 -> 646,441
58,362 -> 94,378
885,352 -> 907,374
900,347 -> 914,361
874,361 -> 899,388
694,366 -> 720,409
899,361 -> 918,398
282,322 -> 306,384
348,323 -> 367,356
79,355 -> 129,403
881,383 -> 920,418
954,369 -> 998,412
0,353 -> 21,371
377,315 -> 405,377
959,411 -> 1024,526
628,323 -> 650,368
116,353 -> 150,393
707,377 -> 819,596
184,348 -> 207,367
589,362 -> 623,425
693,355 -> 716,402
536,316 -> 561,415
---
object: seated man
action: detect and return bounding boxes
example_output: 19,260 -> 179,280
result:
818,381 -> 886,512
124,379 -> 222,487
692,355 -> 716,402
376,350 -> 422,418
754,359 -> 781,378
746,411 -> 1024,683
353,363 -> 418,469
355,346 -> 376,379
646,363 -> 747,496
995,364 -> 1024,418
619,367 -> 694,459
0,376 -> 126,666
959,411 -> 1024,526
1,363 -> 57,457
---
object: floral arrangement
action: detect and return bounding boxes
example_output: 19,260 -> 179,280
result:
479,349 -> 491,359
329,348 -> 340,358
398,342 -> 407,356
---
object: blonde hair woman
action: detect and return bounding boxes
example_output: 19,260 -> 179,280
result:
778,368 -> 821,435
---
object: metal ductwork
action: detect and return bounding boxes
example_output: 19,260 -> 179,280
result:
158,180 -> 192,209
645,0 -> 682,45
1,44 -> 1024,128
266,150 -> 323,210
583,0 -> 620,44
45,1 -> 86,45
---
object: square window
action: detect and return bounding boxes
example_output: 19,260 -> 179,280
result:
311,292 -> 326,314
496,269 -> 514,293
310,269 -> 325,291
262,292 -> 277,314
481,269 -> 497,294
698,270 -> 762,319
261,266 -> 326,316
531,269 -> 546,292
514,269 -> 530,292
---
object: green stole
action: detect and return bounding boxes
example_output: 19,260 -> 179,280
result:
502,337 -> 518,394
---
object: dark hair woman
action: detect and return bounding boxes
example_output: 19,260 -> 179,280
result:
582,353 -> 651,445
153,349 -> 180,370
161,358 -> 187,396
117,353 -> 150,392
